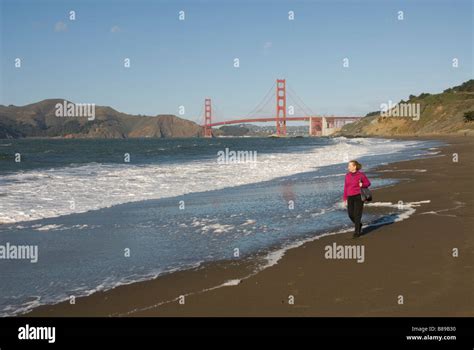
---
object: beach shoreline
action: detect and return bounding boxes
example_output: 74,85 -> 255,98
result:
22,135 -> 474,317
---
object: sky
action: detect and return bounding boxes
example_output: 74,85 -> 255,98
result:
0,0 -> 472,124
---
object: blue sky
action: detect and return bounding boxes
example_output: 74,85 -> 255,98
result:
0,0 -> 472,123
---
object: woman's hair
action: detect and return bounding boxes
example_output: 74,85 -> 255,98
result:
349,160 -> 362,170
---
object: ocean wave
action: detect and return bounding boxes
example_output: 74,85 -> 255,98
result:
0,138 -> 420,225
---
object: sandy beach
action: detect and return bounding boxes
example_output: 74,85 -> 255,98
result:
24,135 -> 474,317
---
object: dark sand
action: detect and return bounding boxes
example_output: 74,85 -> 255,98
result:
25,135 -> 474,317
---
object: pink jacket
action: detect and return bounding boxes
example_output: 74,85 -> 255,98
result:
343,170 -> 371,201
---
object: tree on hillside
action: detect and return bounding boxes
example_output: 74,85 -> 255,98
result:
463,111 -> 474,123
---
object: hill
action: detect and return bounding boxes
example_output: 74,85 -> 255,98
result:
335,80 -> 474,137
0,99 -> 204,139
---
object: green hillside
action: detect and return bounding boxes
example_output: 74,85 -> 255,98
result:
336,80 -> 474,137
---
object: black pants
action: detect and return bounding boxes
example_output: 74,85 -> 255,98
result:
347,194 -> 364,235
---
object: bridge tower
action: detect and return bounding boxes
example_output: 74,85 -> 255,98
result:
204,98 -> 212,138
276,79 -> 287,136
309,117 -> 322,136
321,116 -> 327,136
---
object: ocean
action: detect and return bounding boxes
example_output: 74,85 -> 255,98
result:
0,136 -> 444,316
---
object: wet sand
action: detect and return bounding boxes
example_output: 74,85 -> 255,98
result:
25,135 -> 474,317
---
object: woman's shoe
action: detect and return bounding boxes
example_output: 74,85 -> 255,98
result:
353,223 -> 362,238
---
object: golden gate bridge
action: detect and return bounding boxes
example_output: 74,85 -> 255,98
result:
199,79 -> 361,137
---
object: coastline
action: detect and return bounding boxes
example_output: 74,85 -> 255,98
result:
23,135 -> 474,317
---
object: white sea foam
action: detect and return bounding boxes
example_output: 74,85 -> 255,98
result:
366,200 -> 430,221
413,151 -> 441,156
201,223 -> 235,234
34,224 -> 63,231
242,219 -> 256,225
376,169 -> 427,173
313,173 -> 346,179
221,279 -> 241,286
24,223 -> 92,232
0,138 -> 419,224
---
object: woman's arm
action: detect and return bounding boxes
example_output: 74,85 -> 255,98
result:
360,172 -> 371,188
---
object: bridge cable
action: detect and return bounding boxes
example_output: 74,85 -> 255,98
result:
287,84 -> 316,116
244,81 -> 277,119
287,94 -> 313,117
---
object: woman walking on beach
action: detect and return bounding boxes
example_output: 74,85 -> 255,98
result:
343,160 -> 371,238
